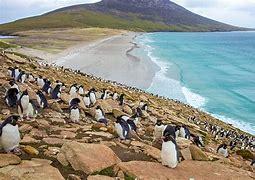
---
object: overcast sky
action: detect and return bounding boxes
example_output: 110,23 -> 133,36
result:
0,0 -> 255,28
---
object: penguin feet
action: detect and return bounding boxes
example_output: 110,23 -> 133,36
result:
9,147 -> 22,156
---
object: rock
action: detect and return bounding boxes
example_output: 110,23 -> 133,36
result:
92,123 -> 106,130
123,105 -> 133,115
87,175 -> 115,180
48,147 -> 61,155
189,145 -> 209,161
85,131 -> 114,139
30,129 -> 48,138
19,124 -> 33,133
57,152 -> 69,166
42,138 -> 65,146
117,160 -> 253,180
59,141 -> 121,174
50,118 -> 66,124
176,137 -> 192,149
67,174 -> 81,180
1,109 -> 10,115
144,145 -> 161,161
50,102 -> 63,113
0,159 -> 64,179
112,109 -> 127,118
180,148 -> 192,160
23,145 -> 39,156
60,131 -> 76,139
97,99 -> 114,114
21,134 -> 41,144
0,154 -> 21,168
236,150 -> 254,160
131,141 -> 147,148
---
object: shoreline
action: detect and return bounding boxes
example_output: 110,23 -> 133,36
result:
52,32 -> 160,90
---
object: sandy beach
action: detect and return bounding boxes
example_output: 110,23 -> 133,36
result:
51,32 -> 159,89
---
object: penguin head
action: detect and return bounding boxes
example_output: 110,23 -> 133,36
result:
222,144 -> 228,149
156,119 -> 163,126
9,80 -> 15,86
175,125 -> 181,131
162,132 -> 176,143
22,89 -> 28,96
89,88 -> 96,93
6,115 -> 20,126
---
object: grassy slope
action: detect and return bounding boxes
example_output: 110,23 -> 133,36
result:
0,10 -> 213,34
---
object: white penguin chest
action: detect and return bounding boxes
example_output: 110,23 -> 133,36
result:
161,141 -> 178,168
95,110 -> 104,120
0,124 -> 20,152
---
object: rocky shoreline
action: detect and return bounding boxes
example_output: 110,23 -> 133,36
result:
0,51 -> 254,179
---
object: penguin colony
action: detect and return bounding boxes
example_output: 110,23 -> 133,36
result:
0,60 -> 254,169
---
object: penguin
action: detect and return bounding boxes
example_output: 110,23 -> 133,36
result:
36,90 -> 48,109
217,144 -> 229,158
251,160 -> 255,167
191,134 -> 204,147
14,67 -> 20,81
95,106 -> 108,125
141,103 -> 148,111
26,100 -> 38,119
101,89 -> 109,100
0,115 -> 21,153
5,88 -> 19,107
27,73 -> 35,82
161,131 -> 179,169
153,119 -> 166,141
115,116 -> 130,140
180,125 -> 191,139
69,98 -> 81,109
7,67 -> 14,77
119,94 -> 125,106
112,92 -> 119,101
37,75 -> 45,88
83,93 -> 91,108
9,80 -> 20,92
88,88 -> 96,105
51,84 -> 61,99
78,85 -> 84,95
163,125 -> 180,140
17,71 -> 27,83
69,84 -> 78,97
119,115 -> 137,132
70,105 -> 80,123
17,90 -> 30,119
42,79 -> 52,94
135,107 -> 143,118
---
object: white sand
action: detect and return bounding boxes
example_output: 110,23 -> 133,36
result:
15,32 -> 159,89
52,32 -> 159,89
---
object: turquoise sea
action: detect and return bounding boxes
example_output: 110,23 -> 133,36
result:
135,31 -> 255,135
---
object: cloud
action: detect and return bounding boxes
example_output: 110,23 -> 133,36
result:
0,0 -> 100,23
172,0 -> 255,27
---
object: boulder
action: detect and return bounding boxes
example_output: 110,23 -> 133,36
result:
189,145 -> 209,161
42,138 -> 65,146
97,99 -> 116,114
50,102 -> 63,113
20,134 -> 41,144
0,154 -> 21,168
176,137 -> 192,149
87,175 -> 115,180
117,160 -> 253,180
123,105 -> 133,115
0,159 -> 64,180
23,145 -> 39,156
59,141 -> 121,174
180,148 -> 192,160
112,109 -> 128,118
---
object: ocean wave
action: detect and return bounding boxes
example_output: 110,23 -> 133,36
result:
210,113 -> 255,135
182,87 -> 206,108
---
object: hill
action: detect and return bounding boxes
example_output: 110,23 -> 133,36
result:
0,49 -> 254,179
0,0 -> 247,34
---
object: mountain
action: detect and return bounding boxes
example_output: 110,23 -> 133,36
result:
0,0 -> 247,34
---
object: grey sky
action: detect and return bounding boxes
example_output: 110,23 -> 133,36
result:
0,0 -> 254,28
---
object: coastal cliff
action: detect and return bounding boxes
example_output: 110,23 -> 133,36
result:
0,50 -> 254,179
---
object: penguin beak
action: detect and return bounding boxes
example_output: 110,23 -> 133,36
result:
161,136 -> 165,140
